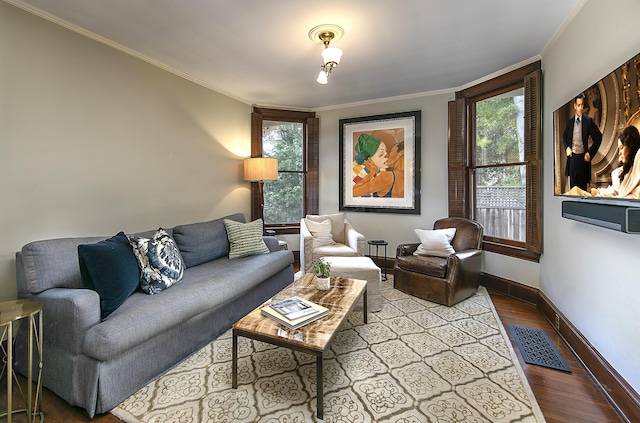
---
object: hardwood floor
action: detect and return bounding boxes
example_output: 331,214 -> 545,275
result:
1,290 -> 626,422
489,291 -> 626,423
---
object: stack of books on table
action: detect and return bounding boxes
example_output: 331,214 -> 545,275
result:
261,296 -> 329,330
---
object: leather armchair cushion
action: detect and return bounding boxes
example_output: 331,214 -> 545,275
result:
396,254 -> 447,279
311,243 -> 359,261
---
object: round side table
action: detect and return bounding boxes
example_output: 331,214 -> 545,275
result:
367,240 -> 388,281
0,300 -> 44,423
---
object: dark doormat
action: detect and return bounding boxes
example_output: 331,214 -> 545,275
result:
509,324 -> 571,372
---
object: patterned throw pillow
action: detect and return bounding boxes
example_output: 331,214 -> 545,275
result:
129,228 -> 185,294
223,218 -> 270,259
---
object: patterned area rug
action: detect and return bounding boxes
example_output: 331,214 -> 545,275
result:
112,278 -> 545,422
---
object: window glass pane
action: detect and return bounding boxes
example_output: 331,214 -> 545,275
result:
474,165 -> 526,242
263,173 -> 304,224
261,120 -> 304,225
263,121 -> 303,171
475,88 -> 524,166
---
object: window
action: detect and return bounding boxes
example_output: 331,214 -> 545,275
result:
251,107 -> 319,233
448,61 -> 541,261
474,88 -> 526,242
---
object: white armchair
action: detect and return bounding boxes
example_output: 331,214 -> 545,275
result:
300,213 -> 365,273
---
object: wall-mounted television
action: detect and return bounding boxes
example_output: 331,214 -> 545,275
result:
553,51 -> 640,203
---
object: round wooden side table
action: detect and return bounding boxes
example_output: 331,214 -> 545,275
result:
367,240 -> 388,281
0,300 -> 44,423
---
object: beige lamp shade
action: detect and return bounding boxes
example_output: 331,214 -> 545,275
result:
243,157 -> 278,181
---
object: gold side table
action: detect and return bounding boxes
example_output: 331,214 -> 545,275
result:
0,300 -> 44,423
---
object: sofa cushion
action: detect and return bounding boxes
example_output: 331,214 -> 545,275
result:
413,228 -> 456,258
311,243 -> 359,261
223,218 -> 270,259
130,228 -> 185,294
78,232 -> 141,319
83,250 -> 294,361
172,213 -> 245,268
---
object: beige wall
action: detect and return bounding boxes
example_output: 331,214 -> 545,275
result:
316,95 -> 450,254
541,0 -> 640,392
0,3 -> 252,300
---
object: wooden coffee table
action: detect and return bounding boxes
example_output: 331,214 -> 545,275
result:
232,273 -> 367,419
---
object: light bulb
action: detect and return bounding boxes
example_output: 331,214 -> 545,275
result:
316,70 -> 328,84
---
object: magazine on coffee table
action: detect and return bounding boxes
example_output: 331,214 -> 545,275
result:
269,297 -> 318,320
261,297 -> 329,330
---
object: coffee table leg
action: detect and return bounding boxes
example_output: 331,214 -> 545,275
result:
232,330 -> 238,388
316,355 -> 323,419
363,286 -> 368,324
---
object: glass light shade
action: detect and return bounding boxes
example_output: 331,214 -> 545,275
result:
321,47 -> 342,66
243,157 -> 278,181
316,70 -> 329,84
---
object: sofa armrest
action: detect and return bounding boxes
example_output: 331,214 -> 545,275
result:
396,243 -> 420,257
262,236 -> 280,252
453,249 -> 483,260
33,288 -> 101,355
344,219 -> 365,256
300,218 -> 313,273
445,249 -> 483,281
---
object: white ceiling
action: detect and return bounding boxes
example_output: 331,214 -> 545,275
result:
8,0 -> 581,110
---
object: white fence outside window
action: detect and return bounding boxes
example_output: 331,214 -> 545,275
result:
476,186 -> 526,242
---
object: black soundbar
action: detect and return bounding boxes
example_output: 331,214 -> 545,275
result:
561,200 -> 640,233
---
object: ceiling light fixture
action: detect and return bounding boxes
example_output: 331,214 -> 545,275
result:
308,24 -> 344,85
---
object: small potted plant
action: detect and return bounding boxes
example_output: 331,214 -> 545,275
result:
312,258 -> 331,290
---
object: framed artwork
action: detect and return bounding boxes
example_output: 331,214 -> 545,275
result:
339,110 -> 421,214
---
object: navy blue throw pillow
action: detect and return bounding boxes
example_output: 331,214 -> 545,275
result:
78,232 -> 140,319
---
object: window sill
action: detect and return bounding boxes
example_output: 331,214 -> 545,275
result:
264,224 -> 300,235
482,240 -> 541,263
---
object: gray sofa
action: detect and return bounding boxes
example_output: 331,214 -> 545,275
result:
14,213 -> 294,417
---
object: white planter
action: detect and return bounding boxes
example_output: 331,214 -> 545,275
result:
315,276 -> 330,290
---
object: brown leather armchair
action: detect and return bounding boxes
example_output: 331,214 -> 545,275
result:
394,217 -> 483,306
